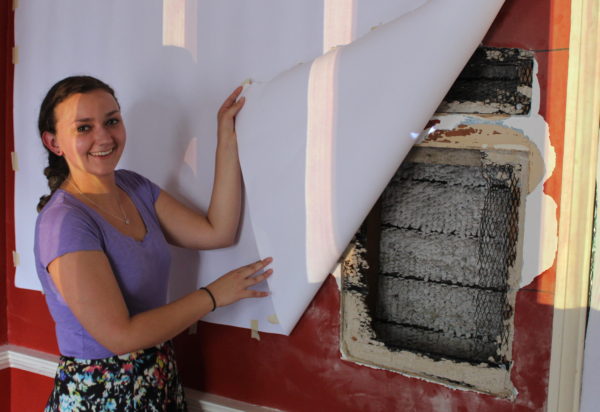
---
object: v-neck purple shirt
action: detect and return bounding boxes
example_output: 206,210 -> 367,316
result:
34,170 -> 171,359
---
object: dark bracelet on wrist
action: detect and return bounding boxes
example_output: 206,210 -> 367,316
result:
200,287 -> 217,311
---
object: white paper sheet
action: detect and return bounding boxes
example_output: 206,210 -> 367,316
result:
14,0 -> 504,335
236,0 -> 506,333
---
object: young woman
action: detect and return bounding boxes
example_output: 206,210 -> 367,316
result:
34,76 -> 272,411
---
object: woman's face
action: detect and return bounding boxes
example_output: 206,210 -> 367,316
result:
44,89 -> 126,181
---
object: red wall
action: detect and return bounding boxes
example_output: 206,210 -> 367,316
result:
0,369 -> 10,412
9,369 -> 53,412
2,0 -> 571,410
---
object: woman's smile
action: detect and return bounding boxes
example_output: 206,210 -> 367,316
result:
89,147 -> 116,157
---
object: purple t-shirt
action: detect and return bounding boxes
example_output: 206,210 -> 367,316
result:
34,170 -> 171,359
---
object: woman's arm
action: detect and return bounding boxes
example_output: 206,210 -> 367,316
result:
155,87 -> 245,250
48,250 -> 272,355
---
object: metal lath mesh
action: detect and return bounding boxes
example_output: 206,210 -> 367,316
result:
372,157 -> 521,366
438,46 -> 534,115
474,161 -> 521,360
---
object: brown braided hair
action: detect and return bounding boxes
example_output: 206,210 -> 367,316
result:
37,76 -> 119,212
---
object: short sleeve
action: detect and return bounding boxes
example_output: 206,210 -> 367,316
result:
117,169 -> 161,204
36,202 -> 104,270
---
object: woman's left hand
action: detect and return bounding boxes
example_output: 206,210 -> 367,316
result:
217,86 -> 245,143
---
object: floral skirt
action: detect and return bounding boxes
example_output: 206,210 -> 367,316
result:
45,341 -> 187,411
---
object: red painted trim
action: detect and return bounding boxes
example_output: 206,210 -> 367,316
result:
0,0 -> 15,346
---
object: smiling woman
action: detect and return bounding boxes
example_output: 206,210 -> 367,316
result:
34,76 -> 274,411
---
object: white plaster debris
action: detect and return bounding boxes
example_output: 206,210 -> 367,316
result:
438,100 -> 528,115
517,85 -> 532,97
485,49 -> 505,60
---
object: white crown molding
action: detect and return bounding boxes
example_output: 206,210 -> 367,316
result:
0,345 -> 280,412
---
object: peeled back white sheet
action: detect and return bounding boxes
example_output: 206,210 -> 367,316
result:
14,0 -> 504,335
236,0 -> 506,333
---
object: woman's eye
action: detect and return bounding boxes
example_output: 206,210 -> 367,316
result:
106,118 -> 120,126
77,125 -> 91,133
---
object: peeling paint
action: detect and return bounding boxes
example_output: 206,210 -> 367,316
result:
425,124 -> 542,194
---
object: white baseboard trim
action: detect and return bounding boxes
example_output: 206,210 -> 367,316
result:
0,344 -> 60,377
0,345 -> 279,412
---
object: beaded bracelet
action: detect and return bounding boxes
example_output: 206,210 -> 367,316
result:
200,287 -> 217,311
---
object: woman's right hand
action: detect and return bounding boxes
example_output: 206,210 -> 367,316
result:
205,257 -> 273,308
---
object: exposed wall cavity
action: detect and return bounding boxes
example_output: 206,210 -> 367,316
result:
339,49 -> 556,398
427,125 -> 556,289
341,144 -> 527,398
375,152 -> 520,366
429,53 -> 556,290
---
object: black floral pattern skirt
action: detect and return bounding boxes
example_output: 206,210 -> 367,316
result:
44,341 -> 187,411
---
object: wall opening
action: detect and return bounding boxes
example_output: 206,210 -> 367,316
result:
341,143 -> 529,398
373,154 -> 519,366
340,46 -> 536,397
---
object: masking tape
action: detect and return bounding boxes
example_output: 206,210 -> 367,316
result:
188,322 -> 197,335
12,251 -> 20,267
242,78 -> 253,86
11,152 -> 19,171
267,314 -> 279,324
12,0 -> 19,10
12,47 -> 19,65
250,319 -> 260,341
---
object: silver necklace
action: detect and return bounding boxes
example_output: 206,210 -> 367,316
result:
70,179 -> 130,225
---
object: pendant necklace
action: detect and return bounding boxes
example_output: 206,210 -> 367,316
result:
70,179 -> 130,225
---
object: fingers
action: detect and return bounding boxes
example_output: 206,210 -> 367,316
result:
219,86 -> 245,116
234,257 -> 269,276
209,258 -> 273,308
246,268 -> 273,286
220,86 -> 242,108
229,96 -> 245,118
216,87 -> 246,143
246,290 -> 270,298
224,86 -> 243,105
239,257 -> 273,292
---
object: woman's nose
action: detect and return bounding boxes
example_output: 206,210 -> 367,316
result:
95,125 -> 113,142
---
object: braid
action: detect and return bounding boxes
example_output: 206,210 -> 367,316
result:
36,75 -> 118,212
37,153 -> 69,212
